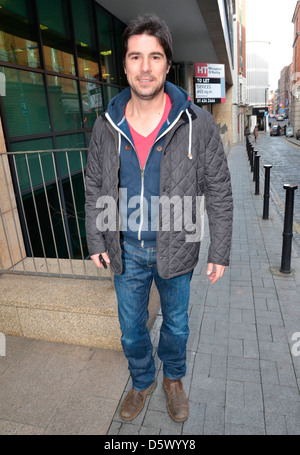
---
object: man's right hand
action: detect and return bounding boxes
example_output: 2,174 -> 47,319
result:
91,252 -> 110,268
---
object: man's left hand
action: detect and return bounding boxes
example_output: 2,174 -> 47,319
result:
206,263 -> 226,284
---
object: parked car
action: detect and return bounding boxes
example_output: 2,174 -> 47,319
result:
270,124 -> 281,136
286,126 -> 294,137
277,115 -> 284,121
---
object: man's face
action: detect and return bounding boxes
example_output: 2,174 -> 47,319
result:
124,34 -> 170,101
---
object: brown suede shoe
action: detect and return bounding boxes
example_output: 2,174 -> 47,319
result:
163,377 -> 189,422
119,381 -> 156,421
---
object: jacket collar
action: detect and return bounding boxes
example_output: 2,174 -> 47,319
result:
105,81 -> 195,161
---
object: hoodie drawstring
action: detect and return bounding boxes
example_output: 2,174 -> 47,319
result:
118,131 -> 121,155
186,109 -> 193,160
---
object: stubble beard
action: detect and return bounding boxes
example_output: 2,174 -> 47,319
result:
130,78 -> 166,101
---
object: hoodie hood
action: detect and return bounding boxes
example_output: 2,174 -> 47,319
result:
106,81 -> 194,160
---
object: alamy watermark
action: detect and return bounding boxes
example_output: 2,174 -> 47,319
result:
95,190 -> 206,242
291,332 -> 300,357
0,332 -> 6,357
0,72 -> 6,97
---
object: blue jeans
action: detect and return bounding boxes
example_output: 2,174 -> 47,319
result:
114,241 -> 193,391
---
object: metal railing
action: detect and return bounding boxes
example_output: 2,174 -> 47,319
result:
0,148 -> 111,281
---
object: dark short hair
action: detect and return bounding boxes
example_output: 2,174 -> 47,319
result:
122,15 -> 173,66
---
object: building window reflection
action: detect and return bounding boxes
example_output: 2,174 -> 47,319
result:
103,85 -> 120,108
114,18 -> 127,86
71,0 -> 100,81
80,81 -> 104,128
37,0 -> 75,76
0,66 -> 51,138
47,75 -> 82,132
10,137 -> 55,191
97,6 -> 117,84
0,0 -> 40,68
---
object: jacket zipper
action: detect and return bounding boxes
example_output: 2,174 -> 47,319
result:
105,111 -> 186,244
138,168 -> 144,241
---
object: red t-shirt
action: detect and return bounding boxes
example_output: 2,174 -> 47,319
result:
126,94 -> 172,169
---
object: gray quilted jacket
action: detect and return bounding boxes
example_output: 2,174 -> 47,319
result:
85,83 -> 233,279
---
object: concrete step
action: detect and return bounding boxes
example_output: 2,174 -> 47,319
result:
0,270 -> 160,350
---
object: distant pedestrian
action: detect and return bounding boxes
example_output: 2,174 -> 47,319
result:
244,125 -> 250,137
254,125 -> 258,142
284,124 -> 287,135
277,124 -> 281,136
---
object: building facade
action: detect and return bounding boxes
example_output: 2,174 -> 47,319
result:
246,40 -> 270,130
279,65 -> 291,118
269,89 -> 275,115
290,1 -> 300,130
231,0 -> 247,144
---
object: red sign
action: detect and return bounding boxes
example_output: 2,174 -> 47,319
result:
195,63 -> 208,77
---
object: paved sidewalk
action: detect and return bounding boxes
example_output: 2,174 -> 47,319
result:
0,140 -> 299,435
108,140 -> 300,435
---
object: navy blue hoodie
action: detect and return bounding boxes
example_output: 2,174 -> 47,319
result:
105,81 -> 192,248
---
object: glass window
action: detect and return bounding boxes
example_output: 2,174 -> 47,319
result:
62,173 -> 87,259
10,136 -> 87,259
56,133 -> 87,177
37,0 -> 75,76
114,18 -> 127,86
77,53 -> 99,82
56,133 -> 86,150
103,85 -> 121,108
85,131 -> 92,146
22,183 -> 71,259
10,137 -> 54,192
0,0 -> 40,68
47,75 -> 82,132
71,0 -> 100,81
55,135 -> 87,259
96,6 -> 117,84
81,81 -> 103,129
0,66 -> 51,137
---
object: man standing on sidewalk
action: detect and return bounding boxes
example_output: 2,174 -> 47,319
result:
85,15 -> 233,422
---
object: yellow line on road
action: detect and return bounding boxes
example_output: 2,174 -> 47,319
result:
281,136 -> 300,150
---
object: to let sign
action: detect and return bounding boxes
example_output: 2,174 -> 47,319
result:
194,63 -> 226,104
